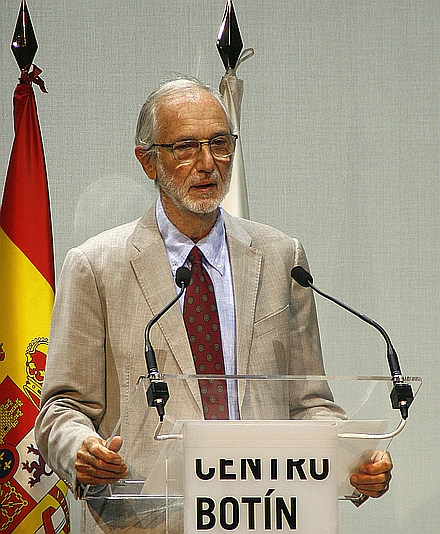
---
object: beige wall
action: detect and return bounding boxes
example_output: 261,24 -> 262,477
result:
1,1 -> 438,531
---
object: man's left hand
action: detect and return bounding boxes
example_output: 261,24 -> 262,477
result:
350,450 -> 393,498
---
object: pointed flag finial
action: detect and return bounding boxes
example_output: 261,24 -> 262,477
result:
217,0 -> 243,71
11,1 -> 38,70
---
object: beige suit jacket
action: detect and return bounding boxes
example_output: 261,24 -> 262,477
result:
36,205 -> 344,501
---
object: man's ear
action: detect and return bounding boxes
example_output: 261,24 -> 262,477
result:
135,146 -> 157,181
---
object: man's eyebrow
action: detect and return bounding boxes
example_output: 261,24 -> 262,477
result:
174,131 -> 231,142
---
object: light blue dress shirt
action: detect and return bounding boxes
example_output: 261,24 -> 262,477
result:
155,198 -> 239,418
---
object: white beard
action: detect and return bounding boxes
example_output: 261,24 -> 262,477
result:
155,158 -> 232,214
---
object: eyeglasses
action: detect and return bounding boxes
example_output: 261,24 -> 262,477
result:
147,134 -> 238,163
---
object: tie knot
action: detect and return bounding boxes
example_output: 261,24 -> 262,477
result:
188,246 -> 203,265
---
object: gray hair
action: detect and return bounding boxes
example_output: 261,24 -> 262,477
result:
135,77 -> 233,154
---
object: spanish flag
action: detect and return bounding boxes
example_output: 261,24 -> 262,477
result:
0,65 -> 70,532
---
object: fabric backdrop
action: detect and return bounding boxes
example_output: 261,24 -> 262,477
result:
1,1 -> 438,532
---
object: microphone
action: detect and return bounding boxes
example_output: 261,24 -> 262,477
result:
291,265 -> 414,419
144,266 -> 191,421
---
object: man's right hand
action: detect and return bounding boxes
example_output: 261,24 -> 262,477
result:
75,435 -> 129,485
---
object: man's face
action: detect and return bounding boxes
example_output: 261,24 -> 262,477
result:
150,90 -> 232,218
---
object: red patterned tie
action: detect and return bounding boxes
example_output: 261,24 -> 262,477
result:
183,246 -> 229,420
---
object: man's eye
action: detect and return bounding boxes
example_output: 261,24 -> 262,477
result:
211,137 -> 228,147
175,141 -> 198,152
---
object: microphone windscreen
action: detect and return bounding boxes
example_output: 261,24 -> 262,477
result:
175,266 -> 191,288
291,265 -> 313,287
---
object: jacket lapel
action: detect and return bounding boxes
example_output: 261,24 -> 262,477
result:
223,213 -> 262,408
129,207 -> 263,416
129,206 -> 203,411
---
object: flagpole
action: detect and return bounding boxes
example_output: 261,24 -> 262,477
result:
217,0 -> 254,219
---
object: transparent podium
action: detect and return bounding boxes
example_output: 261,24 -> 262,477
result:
82,374 -> 421,533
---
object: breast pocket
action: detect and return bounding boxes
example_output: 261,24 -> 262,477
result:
249,304 -> 291,376
253,303 -> 291,338
242,303 -> 292,414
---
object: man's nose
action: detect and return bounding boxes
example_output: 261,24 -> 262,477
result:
196,142 -> 216,172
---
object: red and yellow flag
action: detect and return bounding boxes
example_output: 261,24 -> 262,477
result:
0,68 -> 70,533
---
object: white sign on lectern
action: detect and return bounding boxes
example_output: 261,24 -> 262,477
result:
182,420 -> 338,533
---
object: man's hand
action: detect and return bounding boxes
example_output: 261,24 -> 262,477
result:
350,450 -> 393,498
75,435 -> 129,485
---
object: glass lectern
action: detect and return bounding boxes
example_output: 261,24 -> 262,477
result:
82,374 -> 421,533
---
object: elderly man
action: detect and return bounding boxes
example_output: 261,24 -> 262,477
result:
36,78 -> 392,520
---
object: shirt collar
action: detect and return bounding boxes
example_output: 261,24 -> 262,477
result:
155,197 -> 227,276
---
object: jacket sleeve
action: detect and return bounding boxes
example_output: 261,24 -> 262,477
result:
35,247 -> 105,496
288,240 -> 346,420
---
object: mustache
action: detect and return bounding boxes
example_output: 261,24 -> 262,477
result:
187,171 -> 222,187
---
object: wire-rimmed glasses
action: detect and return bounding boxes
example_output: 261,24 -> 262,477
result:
147,134 -> 238,163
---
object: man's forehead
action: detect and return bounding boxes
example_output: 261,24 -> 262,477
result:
160,88 -> 222,114
156,90 -> 228,135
